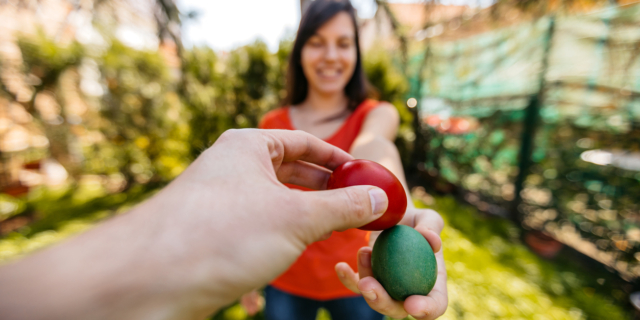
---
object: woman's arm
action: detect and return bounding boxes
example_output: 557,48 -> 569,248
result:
336,102 -> 448,320
349,103 -> 411,208
349,103 -> 443,241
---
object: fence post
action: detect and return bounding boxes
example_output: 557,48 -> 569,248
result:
407,44 -> 432,182
511,16 -> 556,224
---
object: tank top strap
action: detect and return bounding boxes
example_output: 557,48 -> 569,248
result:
350,99 -> 381,126
326,99 -> 380,149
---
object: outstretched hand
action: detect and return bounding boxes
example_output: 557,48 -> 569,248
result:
335,207 -> 448,319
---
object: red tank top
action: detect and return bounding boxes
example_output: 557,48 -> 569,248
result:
259,99 -> 381,300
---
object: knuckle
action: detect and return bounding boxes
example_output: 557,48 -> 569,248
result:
219,128 -> 240,140
217,129 -> 250,145
427,209 -> 445,232
292,129 -> 308,136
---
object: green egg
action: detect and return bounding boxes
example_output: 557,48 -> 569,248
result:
371,225 -> 437,301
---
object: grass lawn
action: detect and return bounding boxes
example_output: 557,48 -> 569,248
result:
0,185 -> 633,320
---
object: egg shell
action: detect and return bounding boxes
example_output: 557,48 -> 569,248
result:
371,225 -> 437,301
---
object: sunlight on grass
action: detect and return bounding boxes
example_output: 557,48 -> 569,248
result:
0,188 -> 631,319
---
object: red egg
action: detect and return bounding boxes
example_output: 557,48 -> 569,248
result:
327,159 -> 407,231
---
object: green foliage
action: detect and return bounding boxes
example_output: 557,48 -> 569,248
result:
179,46 -> 222,158
0,194 -> 27,222
17,31 -> 84,85
8,33 -> 412,189
89,41 -> 190,183
272,40 -> 293,103
424,110 -> 523,208
0,183 -> 156,262
523,119 -> 640,266
181,40 -> 285,160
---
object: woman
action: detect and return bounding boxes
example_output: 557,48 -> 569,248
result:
243,1 -> 448,319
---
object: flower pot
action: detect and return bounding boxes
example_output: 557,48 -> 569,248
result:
525,230 -> 563,259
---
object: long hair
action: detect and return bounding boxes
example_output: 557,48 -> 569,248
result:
284,0 -> 370,111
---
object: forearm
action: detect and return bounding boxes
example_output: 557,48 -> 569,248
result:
0,190 -> 225,320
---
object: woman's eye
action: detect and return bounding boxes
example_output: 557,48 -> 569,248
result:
308,40 -> 322,47
339,42 -> 352,49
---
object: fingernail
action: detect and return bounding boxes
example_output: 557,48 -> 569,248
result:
411,313 -> 426,319
368,188 -> 387,215
362,290 -> 377,301
359,251 -> 371,268
337,271 -> 345,278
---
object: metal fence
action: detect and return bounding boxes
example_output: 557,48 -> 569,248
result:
412,4 -> 640,280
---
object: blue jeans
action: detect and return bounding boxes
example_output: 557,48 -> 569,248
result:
264,285 -> 385,320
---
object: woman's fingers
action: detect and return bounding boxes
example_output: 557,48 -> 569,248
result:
414,225 -> 442,253
355,229 -> 447,320
335,262 -> 360,294
275,161 -> 331,190
414,208 -> 445,234
357,247 -> 374,279
404,292 -> 447,320
357,276 -> 408,319
239,291 -> 263,316
401,207 -> 443,252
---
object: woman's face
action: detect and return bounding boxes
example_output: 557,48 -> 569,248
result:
301,12 -> 357,97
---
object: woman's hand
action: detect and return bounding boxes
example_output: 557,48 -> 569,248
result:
335,207 -> 448,320
240,290 -> 264,316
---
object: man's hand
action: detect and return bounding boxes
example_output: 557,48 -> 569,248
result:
0,129 -> 389,320
335,207 -> 448,320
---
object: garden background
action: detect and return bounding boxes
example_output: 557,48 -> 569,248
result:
0,0 -> 638,319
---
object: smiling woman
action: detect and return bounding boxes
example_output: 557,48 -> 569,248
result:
242,1 -> 449,320
285,2 -> 368,113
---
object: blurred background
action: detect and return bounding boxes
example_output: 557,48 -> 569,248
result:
0,0 -> 639,319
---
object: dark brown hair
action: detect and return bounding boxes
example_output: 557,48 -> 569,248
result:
284,0 -> 370,111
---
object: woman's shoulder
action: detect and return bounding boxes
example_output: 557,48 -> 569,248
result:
259,107 -> 290,129
358,100 -> 400,138
356,100 -> 397,118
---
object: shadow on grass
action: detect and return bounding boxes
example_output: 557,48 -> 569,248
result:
425,196 -> 633,320
21,183 -> 162,237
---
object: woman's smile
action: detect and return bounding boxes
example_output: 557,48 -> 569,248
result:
317,67 -> 343,80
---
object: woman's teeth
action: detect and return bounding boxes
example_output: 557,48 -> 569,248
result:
319,69 -> 340,77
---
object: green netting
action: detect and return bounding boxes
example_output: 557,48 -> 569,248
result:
421,17 -> 550,105
415,4 -> 640,279
420,5 -> 640,117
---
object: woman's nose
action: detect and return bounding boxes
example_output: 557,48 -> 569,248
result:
324,44 -> 338,61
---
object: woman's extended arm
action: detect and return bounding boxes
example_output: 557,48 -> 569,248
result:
349,103 -> 410,203
336,103 -> 448,320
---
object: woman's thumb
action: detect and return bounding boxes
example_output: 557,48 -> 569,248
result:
303,186 -> 388,237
